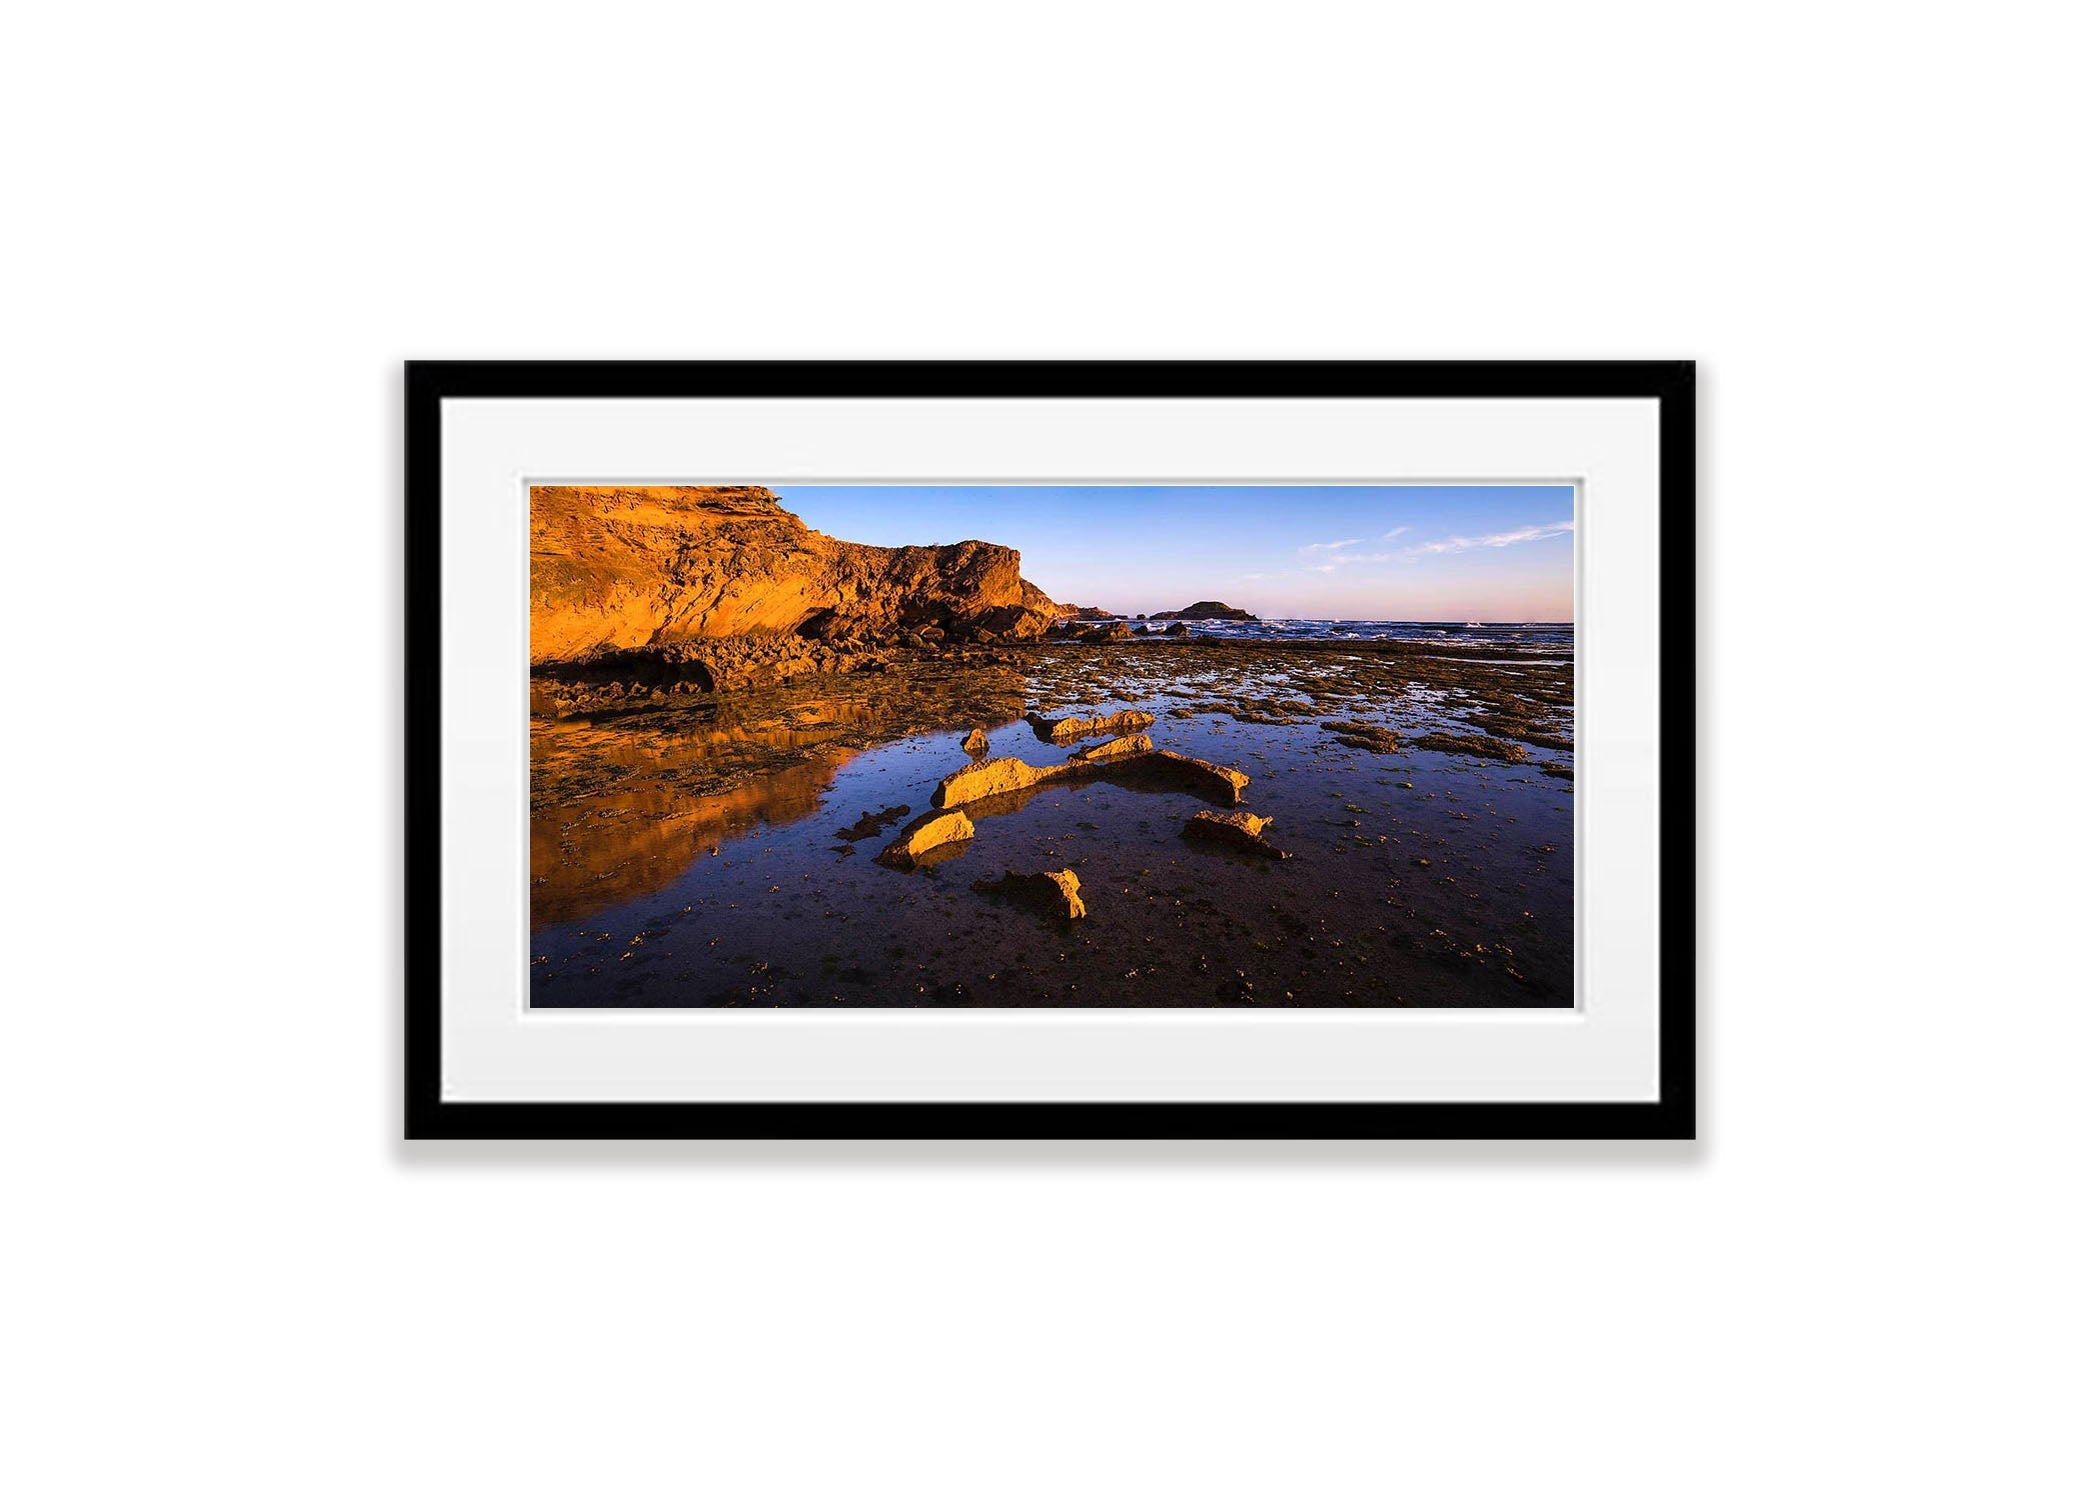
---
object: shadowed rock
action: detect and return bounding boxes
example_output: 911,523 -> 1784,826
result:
875,809 -> 976,868
1127,749 -> 1249,803
1182,808 -> 1289,859
972,868 -> 1086,920
836,804 -> 912,842
1026,708 -> 1156,744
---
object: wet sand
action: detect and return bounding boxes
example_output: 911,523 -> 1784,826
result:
529,639 -> 1574,1008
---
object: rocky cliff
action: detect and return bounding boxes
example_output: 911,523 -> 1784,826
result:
531,486 -> 1064,667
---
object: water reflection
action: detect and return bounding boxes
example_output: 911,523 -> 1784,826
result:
530,659 -> 1027,929
531,742 -> 859,928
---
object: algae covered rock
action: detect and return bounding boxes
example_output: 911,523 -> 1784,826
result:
1411,732 -> 1529,764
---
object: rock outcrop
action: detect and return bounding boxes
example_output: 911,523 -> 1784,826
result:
932,743 -> 1246,810
1026,709 -> 1156,744
875,810 -> 976,868
530,486 -> 1063,667
1065,732 -> 1153,765
1151,601 -> 1257,621
933,755 -> 1067,808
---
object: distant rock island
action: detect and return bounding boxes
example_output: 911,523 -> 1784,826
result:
1051,601 -> 1260,623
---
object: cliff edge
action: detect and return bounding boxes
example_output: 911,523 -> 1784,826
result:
531,486 -> 1063,666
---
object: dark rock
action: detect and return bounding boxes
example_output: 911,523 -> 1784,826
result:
836,804 -> 913,842
1412,732 -> 1530,763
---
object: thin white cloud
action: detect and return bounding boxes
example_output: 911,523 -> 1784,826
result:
1294,519 -> 1571,573
1301,550 -> 1407,572
1408,519 -> 1574,556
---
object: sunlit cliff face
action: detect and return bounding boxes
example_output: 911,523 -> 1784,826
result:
529,485 -> 1059,665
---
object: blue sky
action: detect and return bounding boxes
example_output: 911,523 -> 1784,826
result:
773,485 -> 1575,621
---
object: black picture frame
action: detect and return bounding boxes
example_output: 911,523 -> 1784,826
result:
406,360 -> 1695,1140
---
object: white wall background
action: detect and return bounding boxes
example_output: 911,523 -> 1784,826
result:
5,4 -> 2093,1496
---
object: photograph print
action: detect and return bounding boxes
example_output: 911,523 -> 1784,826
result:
528,482 -> 1576,1010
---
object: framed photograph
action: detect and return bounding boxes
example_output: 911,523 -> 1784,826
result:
406,361 -> 1694,1139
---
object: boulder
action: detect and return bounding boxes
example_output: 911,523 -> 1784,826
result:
973,868 -> 1086,920
1182,808 -> 1289,859
1162,621 -> 1191,636
875,810 -> 976,868
961,726 -> 990,756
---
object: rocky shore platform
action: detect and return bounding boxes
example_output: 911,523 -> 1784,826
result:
529,635 -> 1574,1009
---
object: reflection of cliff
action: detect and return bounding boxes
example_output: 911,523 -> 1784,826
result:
530,658 -> 1028,929
531,486 -> 1063,665
531,740 -> 856,928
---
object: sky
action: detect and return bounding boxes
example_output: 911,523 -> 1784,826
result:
772,485 -> 1575,621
